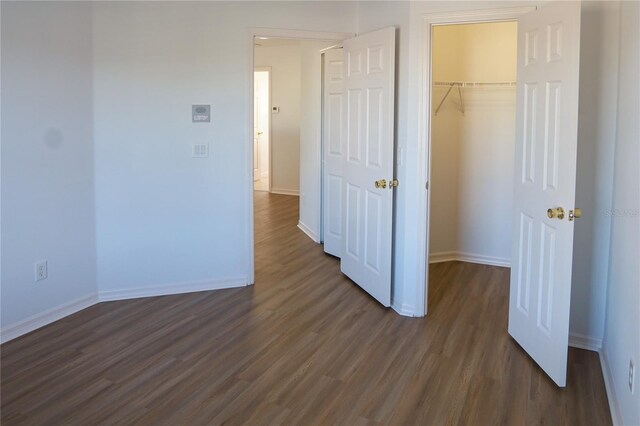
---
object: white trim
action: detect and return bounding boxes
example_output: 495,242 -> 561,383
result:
600,348 -> 623,426
568,332 -> 603,352
249,28 -> 353,42
270,188 -> 300,196
1,293 -> 98,344
246,28 -> 355,289
421,6 -> 536,24
392,302 -> 415,317
99,277 -> 248,302
416,6 -> 536,317
429,251 -> 511,268
297,221 -> 320,243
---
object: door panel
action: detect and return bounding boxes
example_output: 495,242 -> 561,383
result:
340,27 -> 395,307
509,1 -> 581,387
322,49 -> 345,257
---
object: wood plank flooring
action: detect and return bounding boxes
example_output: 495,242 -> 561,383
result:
1,192 -> 611,425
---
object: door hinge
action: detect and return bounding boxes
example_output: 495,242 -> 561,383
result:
425,181 -> 429,190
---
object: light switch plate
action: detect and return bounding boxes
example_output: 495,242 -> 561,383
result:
193,143 -> 209,158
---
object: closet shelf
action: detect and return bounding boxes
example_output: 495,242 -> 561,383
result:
433,81 -> 516,115
433,81 -> 516,88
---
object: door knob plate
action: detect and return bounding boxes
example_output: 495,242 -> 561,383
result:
547,207 -> 565,220
375,179 -> 387,189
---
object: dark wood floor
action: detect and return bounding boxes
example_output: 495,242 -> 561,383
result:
1,192 -> 611,425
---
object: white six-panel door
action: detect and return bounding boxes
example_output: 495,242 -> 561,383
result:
323,48 -> 345,258
509,1 -> 581,387
340,27 -> 396,307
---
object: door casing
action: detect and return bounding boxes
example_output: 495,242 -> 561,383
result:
416,7 -> 536,317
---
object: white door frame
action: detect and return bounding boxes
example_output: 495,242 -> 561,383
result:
246,28 -> 354,285
254,67 -> 272,191
415,7 -> 536,316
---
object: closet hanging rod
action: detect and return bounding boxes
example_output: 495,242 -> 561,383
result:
433,81 -> 516,115
433,81 -> 516,88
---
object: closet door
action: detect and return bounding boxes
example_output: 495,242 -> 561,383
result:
508,1 -> 581,387
322,48 -> 345,258
340,27 -> 396,307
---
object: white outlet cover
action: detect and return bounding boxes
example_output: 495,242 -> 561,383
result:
35,260 -> 48,282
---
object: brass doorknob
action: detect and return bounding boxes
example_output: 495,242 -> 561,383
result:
547,207 -> 565,220
375,179 -> 387,189
569,208 -> 582,221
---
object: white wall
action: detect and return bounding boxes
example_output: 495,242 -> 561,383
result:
429,23 -> 516,265
1,2 -> 97,338
602,2 -> 640,424
255,43 -> 301,195
570,0 -> 620,348
92,2 -> 358,296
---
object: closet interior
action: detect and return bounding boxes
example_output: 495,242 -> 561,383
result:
429,21 -> 518,267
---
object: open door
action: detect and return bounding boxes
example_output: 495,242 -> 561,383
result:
509,2 -> 581,387
340,27 -> 396,307
322,48 -> 345,258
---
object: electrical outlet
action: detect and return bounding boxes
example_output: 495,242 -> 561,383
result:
35,260 -> 48,282
630,359 -> 635,394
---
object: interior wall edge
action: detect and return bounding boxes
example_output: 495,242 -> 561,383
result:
297,221 -> 320,244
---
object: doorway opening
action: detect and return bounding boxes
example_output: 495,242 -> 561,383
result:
427,21 -> 517,311
253,68 -> 271,192
250,32 -> 349,287
248,27 -> 398,309
420,3 -> 584,388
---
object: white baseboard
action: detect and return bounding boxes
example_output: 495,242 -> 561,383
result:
297,221 -> 320,243
270,188 -> 299,196
392,302 -> 416,317
568,332 -> 603,352
99,277 -> 248,302
429,251 -> 459,264
1,277 -> 249,344
599,348 -> 622,426
0,293 -> 99,344
429,251 -> 510,267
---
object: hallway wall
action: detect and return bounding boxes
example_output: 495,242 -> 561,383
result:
255,43 -> 301,195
